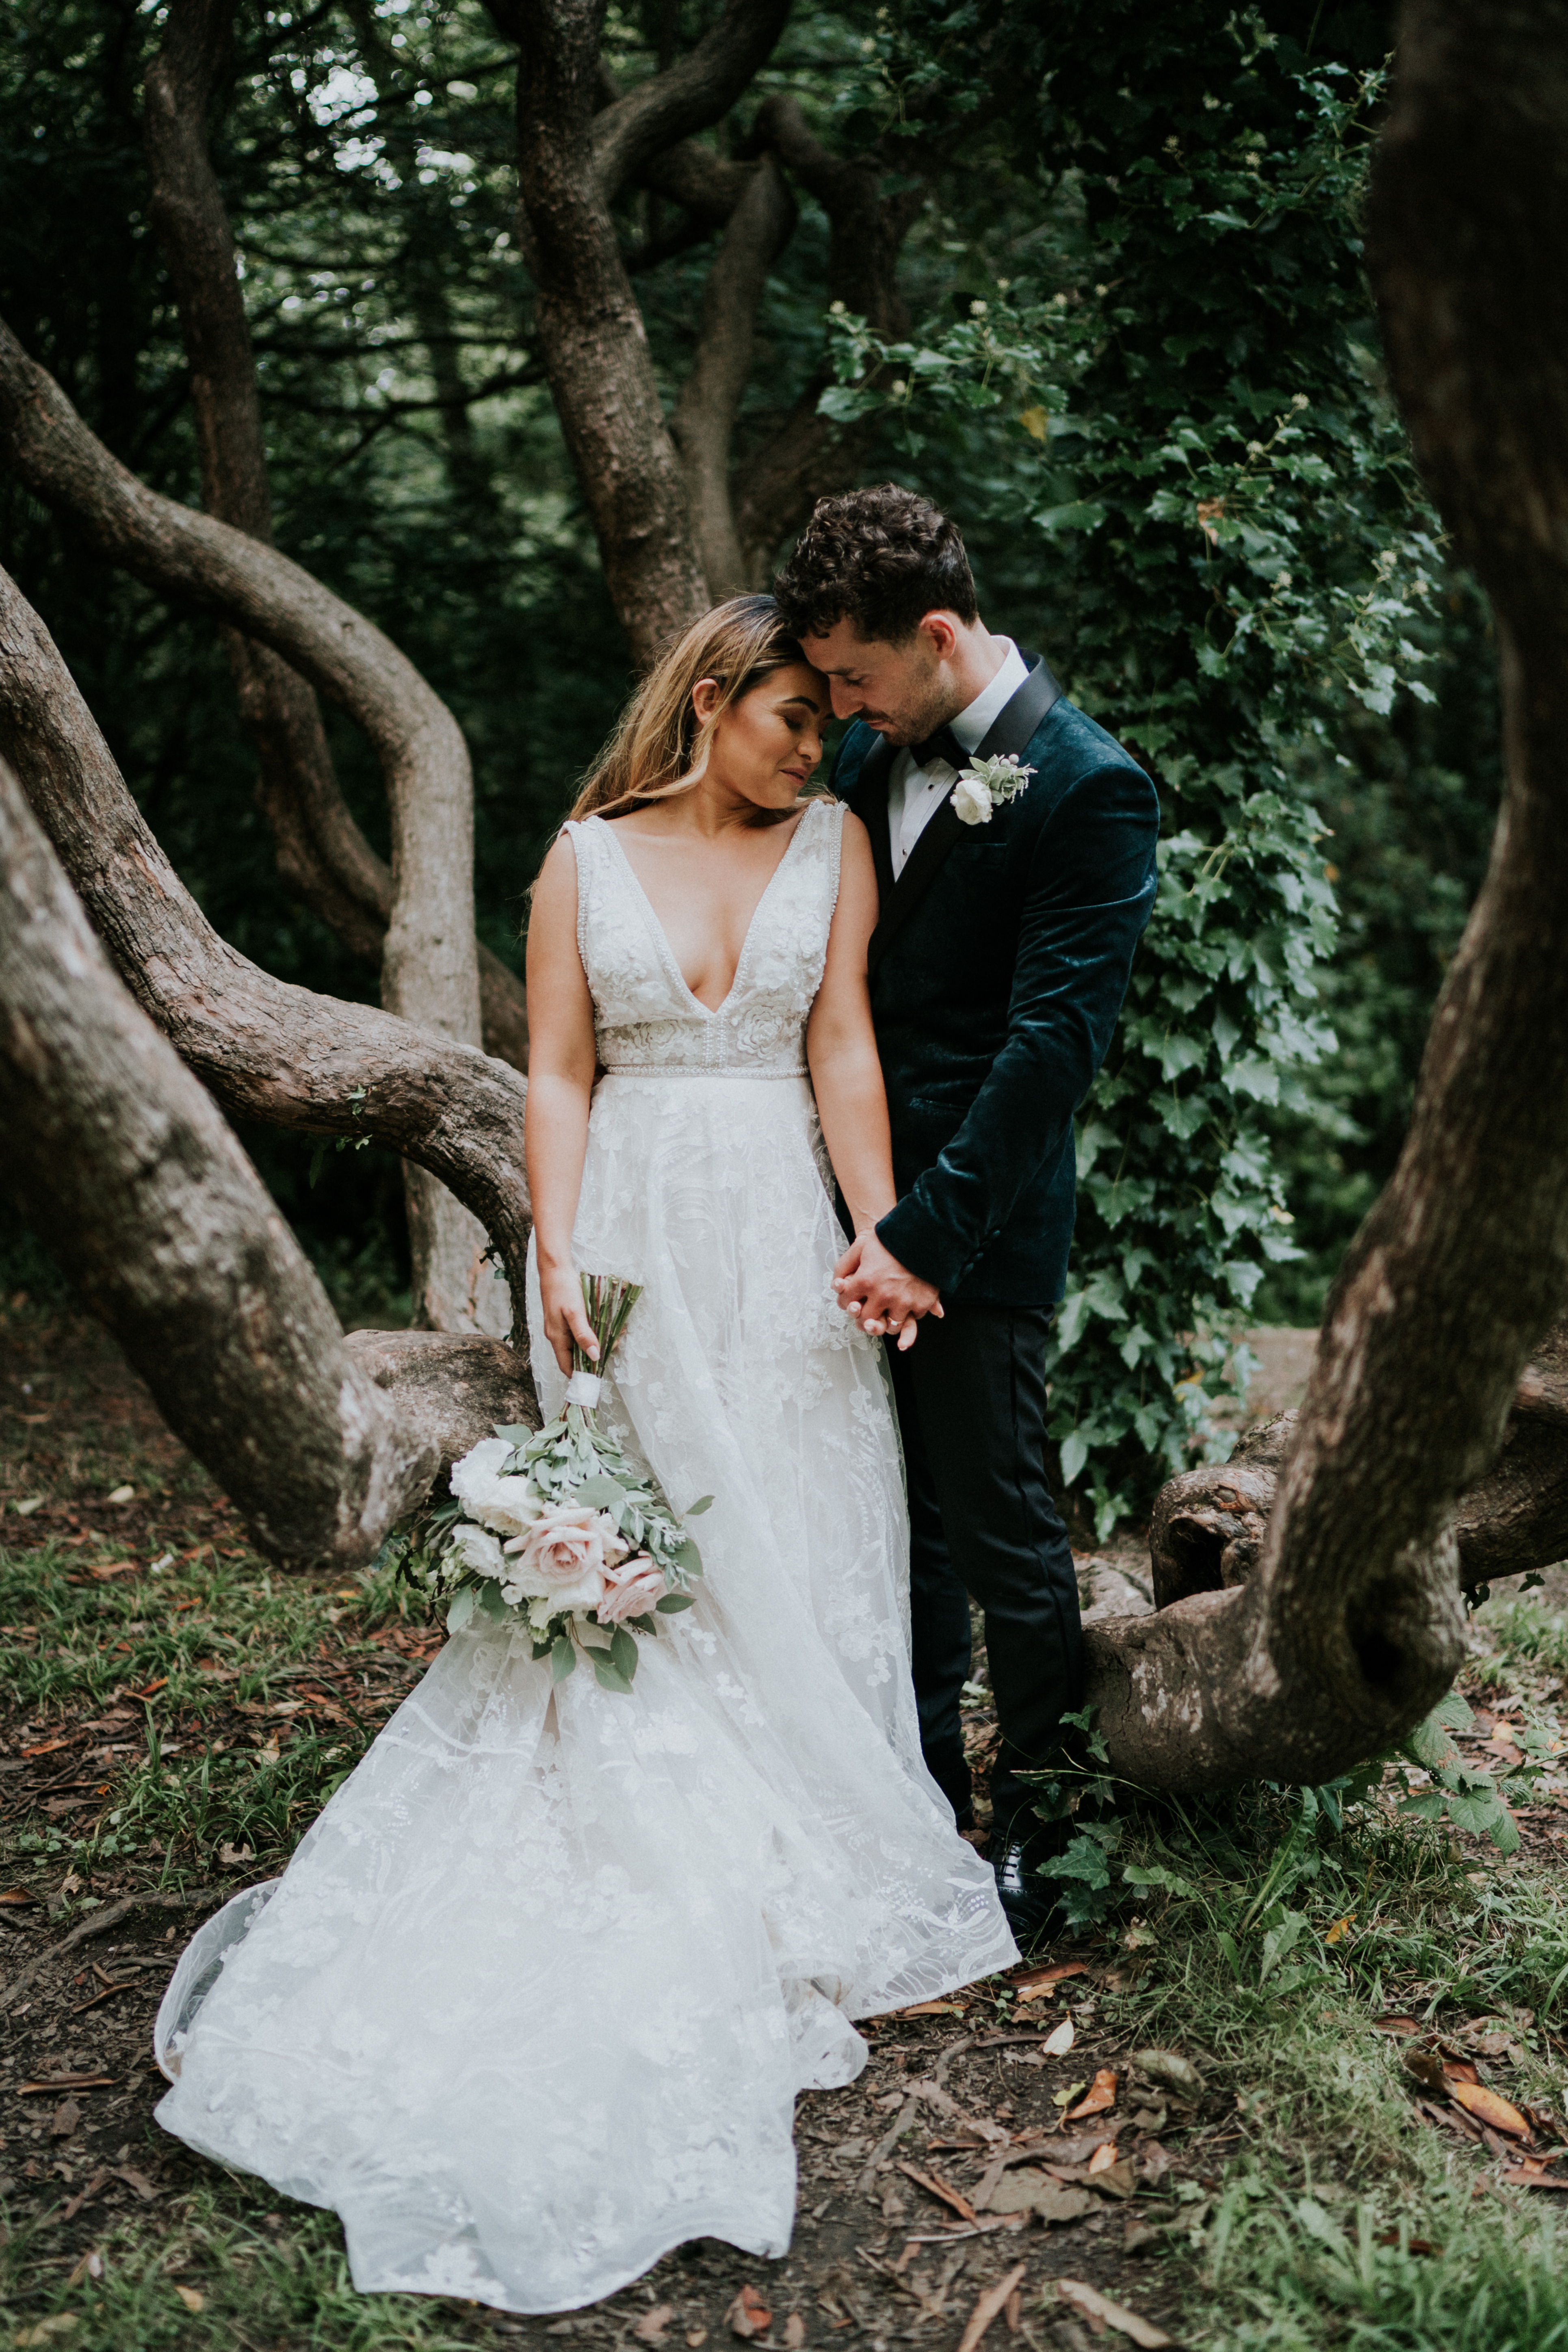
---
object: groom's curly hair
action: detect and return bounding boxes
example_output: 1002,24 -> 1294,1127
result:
775,485 -> 979,644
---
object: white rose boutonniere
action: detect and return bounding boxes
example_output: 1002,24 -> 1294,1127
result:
951,751 -> 1037,827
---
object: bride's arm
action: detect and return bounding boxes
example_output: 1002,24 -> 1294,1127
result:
807,813 -> 939,1352
525,834 -> 601,1375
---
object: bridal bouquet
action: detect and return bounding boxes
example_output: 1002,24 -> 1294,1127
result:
390,1275 -> 708,1694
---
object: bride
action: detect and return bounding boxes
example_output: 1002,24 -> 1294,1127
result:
153,595 -> 1016,2315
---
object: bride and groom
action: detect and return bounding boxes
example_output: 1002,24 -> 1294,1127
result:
153,485 -> 1161,2313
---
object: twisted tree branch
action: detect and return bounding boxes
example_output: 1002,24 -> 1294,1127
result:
0,561 -> 534,1356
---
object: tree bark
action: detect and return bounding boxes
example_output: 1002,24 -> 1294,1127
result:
1079,0 -> 1568,1792
0,751 -> 438,1568
668,154 -> 795,598
0,312 -> 519,1329
342,1331 -> 539,1478
0,559 -> 536,1371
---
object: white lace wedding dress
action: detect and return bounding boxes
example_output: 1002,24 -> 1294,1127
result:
154,795 -> 1015,2313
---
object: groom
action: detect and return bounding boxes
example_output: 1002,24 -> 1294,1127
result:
777,486 -> 1159,1942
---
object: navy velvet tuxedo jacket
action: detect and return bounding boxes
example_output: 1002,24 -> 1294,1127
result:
831,659 -> 1159,1307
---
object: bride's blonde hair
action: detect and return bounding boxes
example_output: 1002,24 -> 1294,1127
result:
567,594 -> 813,823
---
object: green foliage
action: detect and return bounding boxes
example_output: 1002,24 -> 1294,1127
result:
819,15 -> 1447,1526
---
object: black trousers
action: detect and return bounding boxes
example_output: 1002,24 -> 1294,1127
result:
886,1304 -> 1083,1837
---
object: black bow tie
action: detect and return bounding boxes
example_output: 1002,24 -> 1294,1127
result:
909,723 -> 966,773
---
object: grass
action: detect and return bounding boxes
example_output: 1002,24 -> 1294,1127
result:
1026,1589 -> 1568,2352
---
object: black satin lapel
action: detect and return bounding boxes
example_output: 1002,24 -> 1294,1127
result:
868,795 -> 966,979
978,654 -> 1062,760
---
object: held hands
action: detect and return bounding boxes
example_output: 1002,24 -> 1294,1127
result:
538,1258 -> 601,1378
832,1231 -> 943,1351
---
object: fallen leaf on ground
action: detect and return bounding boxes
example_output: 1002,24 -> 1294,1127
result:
1004,2287 -> 1022,2332
1087,2139 -> 1120,2173
1041,2017 -> 1074,2057
1402,2049 -> 1447,2094
898,2162 -> 979,2223
727,2285 -> 772,2339
17,2074 -> 116,2096
1054,2279 -> 1171,2348
1014,1962 -> 1089,2001
1450,2081 -> 1531,2138
14,2320 -> 79,2347
1129,2049 -> 1202,2100
687,2333 -> 708,2347
986,2171 -> 1095,2224
64,2250 -> 103,2288
1441,2059 -> 1480,2086
172,2284 -> 204,2313
48,2099 -> 80,2139
956,2261 -> 1027,2352
1124,2216 -> 1161,2254
1373,2016 -> 1422,2036
634,2307 -> 676,2343
1325,1915 -> 1355,1945
1135,2143 -> 1172,2187
1376,2231 -> 1443,2253
60,2170 -> 111,2220
1053,2156 -> 1137,2200
1501,2166 -> 1568,2191
783,2317 -> 806,2349
896,2001 -> 967,2018
115,2167 -> 159,2199
0,1888 -> 40,1906
1065,2068 -> 1118,2121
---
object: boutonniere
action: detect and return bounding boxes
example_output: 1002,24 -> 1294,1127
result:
951,752 -> 1037,827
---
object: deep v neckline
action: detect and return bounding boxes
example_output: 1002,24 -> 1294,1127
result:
594,808 -> 814,1020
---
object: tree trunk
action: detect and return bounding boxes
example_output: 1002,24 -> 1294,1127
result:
0,559 -> 536,1374
0,750 -> 438,1567
668,154 -> 795,598
1079,0 -> 1568,1792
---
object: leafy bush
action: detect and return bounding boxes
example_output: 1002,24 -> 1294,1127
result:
825,16 -> 1444,1527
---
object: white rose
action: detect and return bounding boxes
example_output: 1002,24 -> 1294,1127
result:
449,1436 -> 545,1539
448,1520 -> 506,1581
952,773 -> 993,826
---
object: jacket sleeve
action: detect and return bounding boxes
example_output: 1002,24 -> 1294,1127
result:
875,763 -> 1158,1294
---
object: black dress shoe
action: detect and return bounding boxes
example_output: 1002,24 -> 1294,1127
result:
991,1830 -> 1067,1949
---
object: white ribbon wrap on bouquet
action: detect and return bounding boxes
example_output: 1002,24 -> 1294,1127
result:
565,1369 -> 603,1408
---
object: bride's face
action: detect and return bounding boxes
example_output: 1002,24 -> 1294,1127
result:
694,663 -> 828,812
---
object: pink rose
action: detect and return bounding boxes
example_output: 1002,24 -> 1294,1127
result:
596,1555 -> 668,1626
506,1503 -> 617,1613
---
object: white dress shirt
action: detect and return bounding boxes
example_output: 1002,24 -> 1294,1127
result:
888,638 -> 1031,879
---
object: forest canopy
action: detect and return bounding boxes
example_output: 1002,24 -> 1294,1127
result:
0,0 -> 1499,1527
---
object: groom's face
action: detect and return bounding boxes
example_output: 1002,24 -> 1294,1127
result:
799,615 -> 958,747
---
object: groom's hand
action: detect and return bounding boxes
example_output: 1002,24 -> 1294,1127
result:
833,1232 -> 943,1351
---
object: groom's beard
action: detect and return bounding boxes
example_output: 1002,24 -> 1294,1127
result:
863,684 -> 965,747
